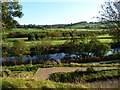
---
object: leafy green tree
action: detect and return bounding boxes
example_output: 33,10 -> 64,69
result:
28,33 -> 35,41
2,44 -> 11,58
99,0 -> 120,43
11,40 -> 29,58
1,1 -> 23,42
89,39 -> 111,57
2,1 -> 23,30
47,31 -> 62,38
64,34 -> 111,57
11,40 -> 29,64
30,39 -> 51,56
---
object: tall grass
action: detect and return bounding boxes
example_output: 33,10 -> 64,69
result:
2,78 -> 87,89
82,78 -> 119,88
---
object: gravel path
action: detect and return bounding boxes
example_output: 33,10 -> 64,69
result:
34,67 -> 118,80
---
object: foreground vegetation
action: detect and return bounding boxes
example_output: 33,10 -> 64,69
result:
2,66 -> 119,89
2,78 -> 87,89
49,68 -> 119,83
3,63 -> 119,73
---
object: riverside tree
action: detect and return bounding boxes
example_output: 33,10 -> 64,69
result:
11,40 -> 29,64
98,0 -> 120,43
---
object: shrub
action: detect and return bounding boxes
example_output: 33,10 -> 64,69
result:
86,67 -> 95,73
80,56 -> 100,63
3,69 -> 11,77
28,33 -> 35,41
49,69 -> 119,83
7,32 -> 27,38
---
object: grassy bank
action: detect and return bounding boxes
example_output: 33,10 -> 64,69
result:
49,68 -> 120,83
3,63 -> 119,72
2,78 -> 87,89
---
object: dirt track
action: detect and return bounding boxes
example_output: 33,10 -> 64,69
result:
34,67 -> 118,80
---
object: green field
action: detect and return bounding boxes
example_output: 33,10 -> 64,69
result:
4,27 -> 106,34
3,37 -> 112,47
3,38 -> 67,47
4,28 -> 44,34
3,28 -> 113,47
98,34 -> 113,43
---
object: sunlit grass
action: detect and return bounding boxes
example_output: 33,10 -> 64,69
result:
98,39 -> 113,43
3,30 -> 113,47
2,77 -> 87,88
3,39 -> 67,47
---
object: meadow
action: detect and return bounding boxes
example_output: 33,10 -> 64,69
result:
3,27 -> 113,47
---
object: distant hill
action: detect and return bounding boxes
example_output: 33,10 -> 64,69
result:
17,21 -> 107,29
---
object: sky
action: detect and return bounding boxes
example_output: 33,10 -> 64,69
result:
15,0 -> 107,25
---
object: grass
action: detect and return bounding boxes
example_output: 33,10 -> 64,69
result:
97,34 -> 111,38
49,69 -> 120,83
3,38 -> 67,47
5,38 -> 28,42
3,28 -> 113,47
2,77 -> 87,89
3,34 -> 113,47
82,78 -> 119,88
97,34 -> 113,43
3,63 -> 119,73
5,28 -> 104,33
98,38 -> 113,43
4,28 -> 44,34
2,63 -> 119,89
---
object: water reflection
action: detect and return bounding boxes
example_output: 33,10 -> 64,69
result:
1,48 -> 120,61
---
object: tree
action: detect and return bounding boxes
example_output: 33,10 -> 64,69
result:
11,40 -> 29,57
89,39 -> 111,57
11,40 -> 29,64
2,44 -> 11,58
30,40 -> 51,56
98,0 -> 120,43
2,1 -> 23,30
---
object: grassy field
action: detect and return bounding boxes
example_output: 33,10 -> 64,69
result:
4,27 -> 106,34
4,28 -> 44,34
3,32 -> 113,47
97,34 -> 113,43
3,38 -> 67,47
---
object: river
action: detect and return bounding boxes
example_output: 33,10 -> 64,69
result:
1,48 -> 120,62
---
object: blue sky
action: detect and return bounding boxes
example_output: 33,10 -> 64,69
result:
15,0 -> 106,25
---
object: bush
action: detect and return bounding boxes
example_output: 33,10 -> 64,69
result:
3,69 -> 11,77
7,32 -> 27,38
79,56 -> 100,63
101,53 -> 120,61
28,33 -> 36,41
49,69 -> 119,83
86,67 -> 95,73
